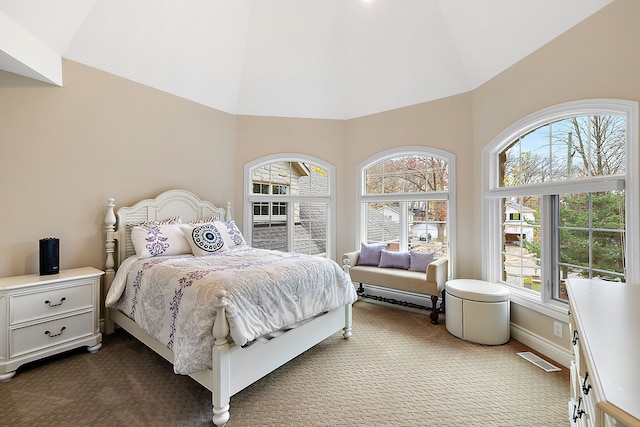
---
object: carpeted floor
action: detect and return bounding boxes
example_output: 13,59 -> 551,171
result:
1,300 -> 569,426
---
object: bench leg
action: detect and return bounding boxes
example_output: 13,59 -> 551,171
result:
439,289 -> 446,314
430,295 -> 439,324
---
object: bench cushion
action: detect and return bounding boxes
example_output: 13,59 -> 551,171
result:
348,265 -> 439,296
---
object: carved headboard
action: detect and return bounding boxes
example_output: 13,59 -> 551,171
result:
104,189 -> 231,279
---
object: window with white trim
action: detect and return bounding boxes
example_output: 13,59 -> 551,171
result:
356,147 -> 455,264
245,155 -> 336,259
483,100 -> 638,313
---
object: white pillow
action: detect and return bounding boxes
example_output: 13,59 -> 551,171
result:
214,220 -> 247,248
130,224 -> 191,258
180,223 -> 228,256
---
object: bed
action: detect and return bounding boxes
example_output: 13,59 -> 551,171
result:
103,189 -> 356,426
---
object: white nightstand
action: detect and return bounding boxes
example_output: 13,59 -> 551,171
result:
0,267 -> 104,382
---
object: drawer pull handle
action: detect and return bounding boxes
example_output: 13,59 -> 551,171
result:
572,329 -> 579,345
44,327 -> 66,338
45,297 -> 66,308
573,397 -> 585,422
582,371 -> 591,395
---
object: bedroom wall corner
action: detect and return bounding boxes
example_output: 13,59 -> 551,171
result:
0,60 -> 236,279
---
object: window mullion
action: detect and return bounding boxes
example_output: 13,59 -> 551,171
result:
399,201 -> 408,250
541,195 -> 555,303
286,201 -> 295,252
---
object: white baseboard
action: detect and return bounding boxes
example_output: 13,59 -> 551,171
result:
510,323 -> 572,368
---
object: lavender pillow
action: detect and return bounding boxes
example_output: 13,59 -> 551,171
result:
358,243 -> 387,266
409,251 -> 435,272
378,250 -> 411,269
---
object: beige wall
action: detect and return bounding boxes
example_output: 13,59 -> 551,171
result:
1,0 -> 638,359
234,115 -> 347,234
342,95 -> 474,278
470,0 -> 640,348
0,60 -> 236,278
236,94 -> 473,278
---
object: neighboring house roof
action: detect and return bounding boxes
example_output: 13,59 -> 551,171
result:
252,166 -> 328,255
252,223 -> 325,256
505,199 -> 536,213
366,205 -> 400,243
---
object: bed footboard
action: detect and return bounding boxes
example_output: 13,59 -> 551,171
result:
207,299 -> 353,426
102,191 -> 354,427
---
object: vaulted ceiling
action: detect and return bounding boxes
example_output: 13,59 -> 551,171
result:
0,0 -> 613,119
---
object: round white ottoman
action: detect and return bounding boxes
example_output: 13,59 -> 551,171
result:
445,279 -> 510,345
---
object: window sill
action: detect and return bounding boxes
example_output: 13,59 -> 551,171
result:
503,285 -> 569,323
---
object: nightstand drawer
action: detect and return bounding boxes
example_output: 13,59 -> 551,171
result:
10,311 -> 94,358
10,282 -> 94,325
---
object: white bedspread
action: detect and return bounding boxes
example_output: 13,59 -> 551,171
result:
105,247 -> 357,374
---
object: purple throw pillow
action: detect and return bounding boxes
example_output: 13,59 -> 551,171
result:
358,243 -> 387,266
409,251 -> 435,272
378,250 -> 411,269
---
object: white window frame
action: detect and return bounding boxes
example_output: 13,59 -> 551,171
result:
355,146 -> 456,274
482,99 -> 639,321
244,153 -> 337,259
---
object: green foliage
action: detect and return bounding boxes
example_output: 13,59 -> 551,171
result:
559,192 -> 625,278
522,192 -> 624,279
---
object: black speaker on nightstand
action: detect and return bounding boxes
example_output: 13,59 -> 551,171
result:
39,237 -> 59,275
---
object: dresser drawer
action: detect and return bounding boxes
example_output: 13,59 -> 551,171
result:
10,311 -> 94,358
10,282 -> 94,325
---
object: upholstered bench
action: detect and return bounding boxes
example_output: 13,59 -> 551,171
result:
342,245 -> 448,324
445,279 -> 510,345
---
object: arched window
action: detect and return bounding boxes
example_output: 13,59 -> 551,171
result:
244,154 -> 336,259
482,99 -> 638,315
356,147 -> 455,269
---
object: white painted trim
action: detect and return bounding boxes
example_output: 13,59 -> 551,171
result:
509,290 -> 569,322
244,153 -> 337,260
510,323 -> 572,368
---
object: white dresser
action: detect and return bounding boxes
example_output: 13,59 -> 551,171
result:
0,267 -> 103,382
567,279 -> 640,427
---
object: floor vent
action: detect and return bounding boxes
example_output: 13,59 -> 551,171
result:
517,352 -> 561,372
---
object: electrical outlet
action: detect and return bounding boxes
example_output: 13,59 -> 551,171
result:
553,321 -> 563,338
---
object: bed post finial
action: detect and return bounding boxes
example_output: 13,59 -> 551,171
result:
105,198 -> 116,272
225,202 -> 232,221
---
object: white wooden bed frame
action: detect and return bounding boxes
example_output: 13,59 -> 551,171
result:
103,189 -> 353,426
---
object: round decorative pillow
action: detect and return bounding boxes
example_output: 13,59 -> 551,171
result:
190,224 -> 225,255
